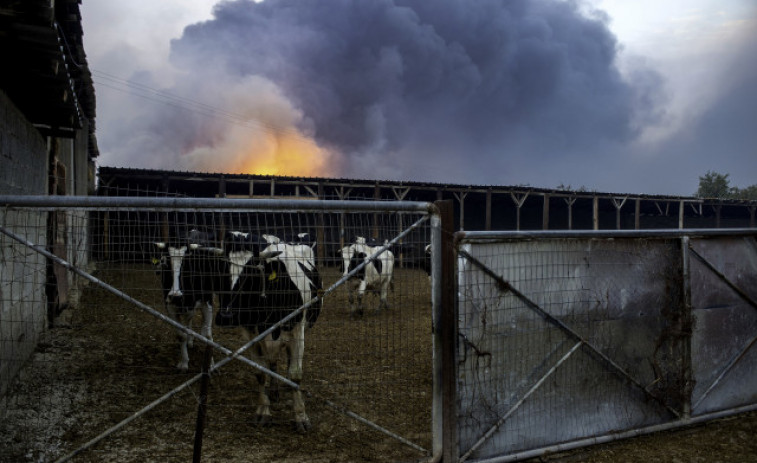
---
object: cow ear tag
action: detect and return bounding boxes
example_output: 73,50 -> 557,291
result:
268,271 -> 277,281
151,257 -> 160,265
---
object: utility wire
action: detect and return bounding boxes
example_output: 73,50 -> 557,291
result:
56,21 -> 322,150
91,69 -> 315,144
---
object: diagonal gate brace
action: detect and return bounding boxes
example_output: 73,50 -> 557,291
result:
687,245 -> 757,411
458,250 -> 682,420
1,217 -> 433,462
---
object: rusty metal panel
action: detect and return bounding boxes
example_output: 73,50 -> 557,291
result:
455,237 -> 685,460
689,236 -> 757,415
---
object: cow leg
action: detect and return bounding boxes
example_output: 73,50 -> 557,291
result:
287,320 -> 310,433
351,280 -> 367,318
378,281 -> 390,313
347,285 -> 360,318
186,314 -> 194,349
251,340 -> 272,427
168,304 -> 192,371
268,359 -> 280,403
199,301 -> 215,370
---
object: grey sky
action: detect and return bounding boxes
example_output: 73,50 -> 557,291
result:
82,0 -> 757,195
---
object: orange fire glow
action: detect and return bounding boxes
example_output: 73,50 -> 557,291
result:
234,132 -> 332,177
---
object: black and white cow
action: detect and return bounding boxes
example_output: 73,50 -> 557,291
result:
214,231 -> 322,433
153,229 -> 225,371
340,236 -> 395,318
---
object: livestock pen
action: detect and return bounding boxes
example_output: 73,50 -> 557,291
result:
0,196 -> 442,462
2,196 -> 757,462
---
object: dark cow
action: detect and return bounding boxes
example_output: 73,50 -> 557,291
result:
340,236 -> 395,318
153,229 -> 225,371
214,231 -> 322,433
423,244 -> 432,280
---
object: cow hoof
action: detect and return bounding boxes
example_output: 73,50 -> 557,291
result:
294,419 -> 311,434
176,363 -> 189,371
350,310 -> 363,320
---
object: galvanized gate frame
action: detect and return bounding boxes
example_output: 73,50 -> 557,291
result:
0,195 -> 442,462
448,229 -> 757,463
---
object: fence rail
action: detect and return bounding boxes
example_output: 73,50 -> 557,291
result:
3,193 -> 757,462
451,228 -> 757,462
0,195 -> 440,463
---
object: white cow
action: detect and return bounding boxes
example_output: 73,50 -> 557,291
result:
340,237 -> 395,318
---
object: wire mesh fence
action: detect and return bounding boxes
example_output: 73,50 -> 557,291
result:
0,197 -> 437,463
453,230 -> 757,462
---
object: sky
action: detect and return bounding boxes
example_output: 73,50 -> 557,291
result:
80,0 -> 757,196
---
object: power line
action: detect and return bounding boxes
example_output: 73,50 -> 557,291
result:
91,69 -> 315,143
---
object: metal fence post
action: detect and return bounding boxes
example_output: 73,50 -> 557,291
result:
433,200 -> 458,462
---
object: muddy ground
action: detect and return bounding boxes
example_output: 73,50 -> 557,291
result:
1,263 -> 756,462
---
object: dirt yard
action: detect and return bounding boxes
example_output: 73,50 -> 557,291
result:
2,262 -> 756,462
1,263 -> 434,463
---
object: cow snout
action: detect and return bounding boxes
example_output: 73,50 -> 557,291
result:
166,289 -> 184,302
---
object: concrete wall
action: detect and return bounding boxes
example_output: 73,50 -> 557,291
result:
0,90 -> 49,399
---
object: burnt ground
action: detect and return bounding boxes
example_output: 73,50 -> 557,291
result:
1,262 -> 757,462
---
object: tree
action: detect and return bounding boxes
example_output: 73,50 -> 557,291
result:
696,171 -> 736,199
696,171 -> 757,200
737,184 -> 757,200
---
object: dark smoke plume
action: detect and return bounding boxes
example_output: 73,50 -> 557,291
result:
116,0 -> 666,184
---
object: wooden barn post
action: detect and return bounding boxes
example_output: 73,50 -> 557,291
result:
160,175 -> 170,242
564,195 -> 577,230
373,182 -> 381,240
485,189 -> 492,231
316,182 -> 325,264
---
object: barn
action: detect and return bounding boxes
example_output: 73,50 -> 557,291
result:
0,0 -> 97,401
97,166 -> 757,232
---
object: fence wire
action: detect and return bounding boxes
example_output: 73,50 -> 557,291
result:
454,230 -> 757,462
0,198 -> 435,463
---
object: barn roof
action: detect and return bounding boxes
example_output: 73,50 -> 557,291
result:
96,166 -> 757,206
0,0 -> 97,156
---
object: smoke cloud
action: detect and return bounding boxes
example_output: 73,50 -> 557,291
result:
104,0 -> 666,184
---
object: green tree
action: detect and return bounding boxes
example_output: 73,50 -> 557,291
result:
696,171 -> 736,199
736,184 -> 757,200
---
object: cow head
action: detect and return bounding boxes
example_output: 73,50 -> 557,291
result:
152,228 -> 223,304
153,241 -> 189,302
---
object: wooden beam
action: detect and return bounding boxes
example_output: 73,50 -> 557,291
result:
485,189 -> 492,231
564,196 -> 577,230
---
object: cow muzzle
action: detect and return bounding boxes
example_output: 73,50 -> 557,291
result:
166,289 -> 184,302
217,307 -> 233,319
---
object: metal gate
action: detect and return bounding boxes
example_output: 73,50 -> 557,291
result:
0,195 -> 441,462
449,229 -> 757,462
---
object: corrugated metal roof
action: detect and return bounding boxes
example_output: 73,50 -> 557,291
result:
97,165 -> 757,205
